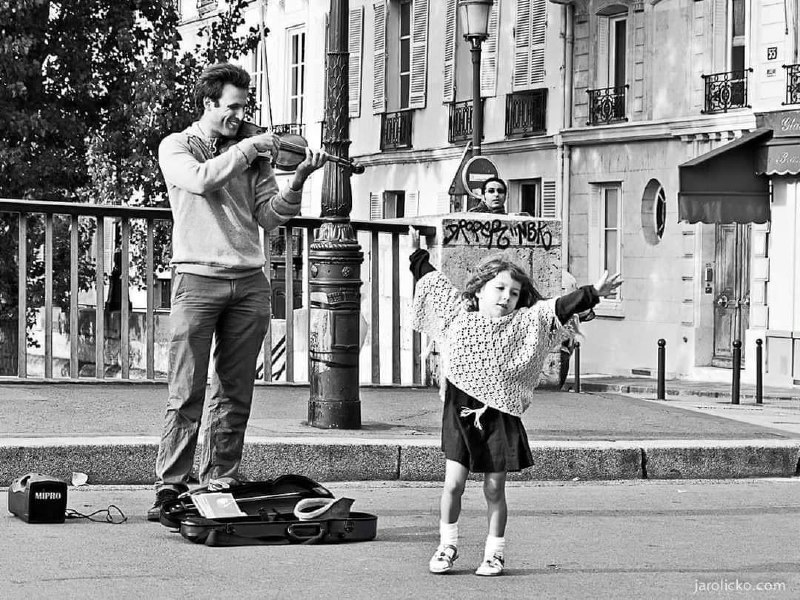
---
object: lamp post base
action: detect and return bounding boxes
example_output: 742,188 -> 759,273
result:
307,398 -> 362,429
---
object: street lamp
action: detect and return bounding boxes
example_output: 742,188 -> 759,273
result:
459,0 -> 493,156
307,0 -> 363,429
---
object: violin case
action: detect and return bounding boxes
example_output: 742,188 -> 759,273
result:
158,474 -> 377,547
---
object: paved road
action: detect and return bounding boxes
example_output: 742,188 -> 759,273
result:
2,480 -> 799,599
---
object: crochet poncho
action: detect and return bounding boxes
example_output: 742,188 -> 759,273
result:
411,270 -> 566,418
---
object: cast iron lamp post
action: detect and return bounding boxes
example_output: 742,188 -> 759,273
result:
459,0 -> 493,156
307,0 -> 363,428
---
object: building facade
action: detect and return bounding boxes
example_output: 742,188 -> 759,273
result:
176,0 -> 800,386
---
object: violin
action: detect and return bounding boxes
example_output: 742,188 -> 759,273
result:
237,121 -> 365,175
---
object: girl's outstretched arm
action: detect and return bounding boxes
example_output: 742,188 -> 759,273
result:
408,226 -> 436,281
554,270 -> 623,323
593,270 -> 623,297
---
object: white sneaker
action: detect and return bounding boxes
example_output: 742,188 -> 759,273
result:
429,544 -> 458,574
475,554 -> 504,576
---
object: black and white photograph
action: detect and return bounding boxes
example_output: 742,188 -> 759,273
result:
2,0 -> 800,597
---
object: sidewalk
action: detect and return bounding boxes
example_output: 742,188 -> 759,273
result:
1,377 -> 799,485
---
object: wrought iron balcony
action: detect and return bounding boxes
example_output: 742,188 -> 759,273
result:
505,89 -> 547,137
702,69 -> 751,114
783,64 -> 800,105
587,85 -> 628,126
271,123 -> 305,137
196,0 -> 217,16
448,100 -> 483,144
380,110 -> 413,150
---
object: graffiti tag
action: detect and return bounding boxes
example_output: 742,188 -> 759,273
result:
441,219 -> 554,250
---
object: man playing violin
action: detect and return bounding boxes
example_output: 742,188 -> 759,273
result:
148,62 -> 327,521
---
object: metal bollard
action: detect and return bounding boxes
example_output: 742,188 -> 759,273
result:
731,340 -> 742,405
574,341 -> 581,393
657,339 -> 666,400
756,338 -> 763,405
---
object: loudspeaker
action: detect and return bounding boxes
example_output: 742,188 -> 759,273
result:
7,473 -> 68,523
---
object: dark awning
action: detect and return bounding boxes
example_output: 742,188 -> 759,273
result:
756,138 -> 800,175
678,128 -> 772,224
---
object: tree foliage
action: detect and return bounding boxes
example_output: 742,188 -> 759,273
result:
0,0 -> 262,332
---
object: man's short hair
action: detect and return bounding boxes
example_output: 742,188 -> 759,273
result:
194,63 -> 251,112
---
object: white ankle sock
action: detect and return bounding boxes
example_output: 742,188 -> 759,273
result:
439,521 -> 458,548
484,535 -> 505,559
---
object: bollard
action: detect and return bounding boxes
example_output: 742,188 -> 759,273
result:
657,339 -> 666,400
756,338 -> 763,405
573,341 -> 581,393
731,340 -> 742,405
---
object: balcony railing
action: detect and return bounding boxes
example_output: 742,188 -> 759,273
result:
380,110 -> 413,150
271,123 -> 305,137
702,69 -> 751,114
0,199 -> 431,386
587,85 -> 628,126
448,100 -> 482,144
505,89 -> 547,137
783,64 -> 800,105
196,0 -> 217,16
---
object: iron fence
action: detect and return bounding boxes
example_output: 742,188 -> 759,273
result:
0,199 -> 430,385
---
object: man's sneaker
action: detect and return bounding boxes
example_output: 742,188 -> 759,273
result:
146,489 -> 180,522
475,554 -> 505,577
429,544 -> 458,574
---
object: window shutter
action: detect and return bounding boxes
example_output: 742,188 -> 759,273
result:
409,0 -> 429,109
370,192 -> 383,220
541,179 -> 557,218
711,0 -> 728,72
514,0 -> 547,89
443,0 -> 457,102
513,0 -> 531,90
596,16 -> 609,87
436,192 -> 452,214
480,0 -> 500,97
373,1 -> 387,114
406,190 -> 420,217
530,0 -> 546,85
349,6 -> 364,117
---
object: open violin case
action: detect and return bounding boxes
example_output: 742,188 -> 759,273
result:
159,474 -> 377,547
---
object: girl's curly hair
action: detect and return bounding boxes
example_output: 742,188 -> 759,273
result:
461,256 -> 542,312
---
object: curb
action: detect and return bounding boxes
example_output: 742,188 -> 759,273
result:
579,381 -> 799,402
1,438 -> 798,485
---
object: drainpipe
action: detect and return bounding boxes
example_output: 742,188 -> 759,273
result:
560,4 -> 574,271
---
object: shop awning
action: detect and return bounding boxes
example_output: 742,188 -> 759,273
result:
678,129 -> 772,224
756,137 -> 800,176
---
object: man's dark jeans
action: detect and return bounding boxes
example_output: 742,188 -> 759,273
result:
155,271 -> 271,492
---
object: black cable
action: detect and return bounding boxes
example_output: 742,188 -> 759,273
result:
64,504 -> 127,524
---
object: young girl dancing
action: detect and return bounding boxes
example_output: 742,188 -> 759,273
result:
408,227 -> 621,577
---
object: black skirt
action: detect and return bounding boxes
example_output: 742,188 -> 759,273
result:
441,381 -> 534,473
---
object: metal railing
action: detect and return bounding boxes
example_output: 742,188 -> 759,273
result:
271,123 -> 305,137
505,89 -> 547,137
783,64 -> 800,105
587,85 -> 628,126
0,199 -> 432,385
380,110 -> 413,150
702,69 -> 751,114
448,99 -> 481,144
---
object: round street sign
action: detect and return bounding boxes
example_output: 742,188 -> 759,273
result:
461,156 -> 499,198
